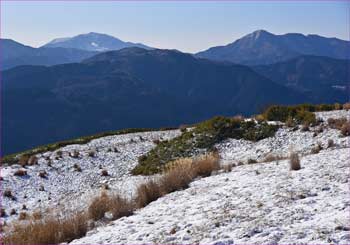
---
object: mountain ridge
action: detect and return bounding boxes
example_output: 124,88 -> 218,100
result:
1,38 -> 98,70
2,47 -> 308,155
42,32 -> 152,51
196,30 -> 350,65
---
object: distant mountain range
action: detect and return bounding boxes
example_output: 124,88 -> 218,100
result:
1,33 -> 151,70
3,47 -> 308,155
2,30 -> 349,155
42,32 -> 152,51
196,30 -> 350,65
1,39 -> 97,70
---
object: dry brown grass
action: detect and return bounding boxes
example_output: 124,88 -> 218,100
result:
290,152 -> 301,171
27,156 -> 38,165
3,153 -> 220,245
18,212 -> 28,220
88,192 -> 134,221
341,122 -> 350,136
327,117 -> 347,129
192,154 -> 220,177
88,192 -> 109,221
14,169 -> 27,177
32,211 -> 42,220
262,154 -> 286,163
18,155 -> 30,166
135,180 -> 164,208
108,195 -> 134,219
343,102 -> 350,110
2,212 -> 88,244
136,153 -> 219,208
334,103 -> 342,110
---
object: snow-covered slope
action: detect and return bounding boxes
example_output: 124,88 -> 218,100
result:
1,130 -> 180,221
71,148 -> 350,244
2,110 -> 349,244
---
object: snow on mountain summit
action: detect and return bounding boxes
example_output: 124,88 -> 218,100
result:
42,32 -> 151,52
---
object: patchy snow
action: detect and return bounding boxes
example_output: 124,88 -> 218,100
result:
315,109 -> 350,122
1,130 -> 180,222
71,147 -> 350,244
91,42 -> 99,47
217,126 -> 348,164
2,110 -> 350,244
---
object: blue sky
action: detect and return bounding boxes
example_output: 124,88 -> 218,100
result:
1,1 -> 349,53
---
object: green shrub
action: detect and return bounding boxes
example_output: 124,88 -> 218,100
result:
132,116 -> 278,175
263,105 -> 316,125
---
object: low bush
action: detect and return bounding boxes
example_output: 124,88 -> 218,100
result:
341,122 -> 350,136
289,152 -> 301,170
69,150 -> 80,158
263,104 -> 319,125
56,151 -> 63,158
14,169 -> 27,177
38,171 -> 47,178
1,209 -> 6,217
3,189 -> 13,198
101,169 -> 109,176
311,142 -> 323,154
343,102 -> 350,110
88,150 -> 96,157
328,139 -> 335,148
301,123 -> 310,132
27,156 -> 38,165
132,116 -> 277,175
73,163 -> 82,172
18,155 -> 30,166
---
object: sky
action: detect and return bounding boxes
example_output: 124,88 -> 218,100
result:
1,1 -> 349,53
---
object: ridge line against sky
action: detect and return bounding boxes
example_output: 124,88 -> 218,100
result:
1,1 -> 349,53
